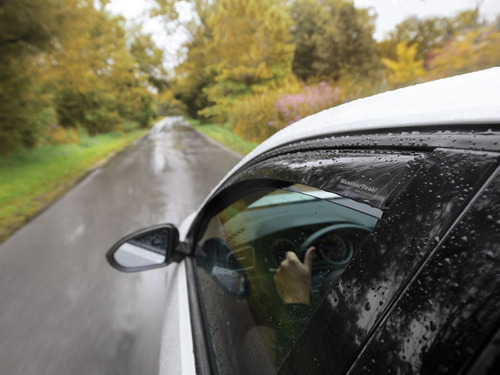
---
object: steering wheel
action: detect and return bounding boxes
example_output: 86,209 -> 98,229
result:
297,224 -> 372,266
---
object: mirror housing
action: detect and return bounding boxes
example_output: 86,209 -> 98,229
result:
106,224 -> 183,272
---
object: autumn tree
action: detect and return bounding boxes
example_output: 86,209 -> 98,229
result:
388,9 -> 483,62
129,27 -> 169,93
428,22 -> 500,79
382,42 -> 425,86
0,0 -> 72,153
44,2 -> 156,133
173,31 -> 217,118
152,0 -> 220,119
199,0 -> 295,120
174,6 -> 219,119
290,0 -> 377,81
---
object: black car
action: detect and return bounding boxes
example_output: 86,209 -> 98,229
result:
107,68 -> 500,374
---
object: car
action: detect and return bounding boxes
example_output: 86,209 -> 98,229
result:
106,68 -> 500,375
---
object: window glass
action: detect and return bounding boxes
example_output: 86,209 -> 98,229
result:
194,185 -> 381,374
349,170 -> 500,374
277,150 -> 498,374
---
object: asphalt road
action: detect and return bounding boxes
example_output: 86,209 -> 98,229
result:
0,117 -> 242,375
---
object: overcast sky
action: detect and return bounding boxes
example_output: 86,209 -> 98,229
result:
107,0 -> 500,67
356,0 -> 500,39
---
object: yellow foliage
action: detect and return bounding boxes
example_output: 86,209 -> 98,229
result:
229,80 -> 346,143
200,0 -> 295,121
428,25 -> 500,80
157,90 -> 186,116
382,42 -> 426,86
44,126 -> 79,145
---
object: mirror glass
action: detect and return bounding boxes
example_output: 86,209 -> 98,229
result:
113,228 -> 169,268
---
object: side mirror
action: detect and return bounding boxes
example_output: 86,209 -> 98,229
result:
106,224 -> 181,272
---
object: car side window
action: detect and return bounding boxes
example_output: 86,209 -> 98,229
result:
279,149 -> 499,374
194,185 -> 382,374
349,169 -> 500,374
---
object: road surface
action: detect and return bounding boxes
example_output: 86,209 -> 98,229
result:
0,117 -> 242,375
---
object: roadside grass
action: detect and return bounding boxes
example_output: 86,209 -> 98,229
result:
0,130 -> 148,243
185,118 -> 258,155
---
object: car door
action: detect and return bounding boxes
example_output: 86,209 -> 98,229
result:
278,148 -> 499,374
182,144 -> 499,374
182,147 -> 424,374
347,165 -> 500,374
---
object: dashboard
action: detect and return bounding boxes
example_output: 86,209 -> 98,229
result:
258,222 -> 373,272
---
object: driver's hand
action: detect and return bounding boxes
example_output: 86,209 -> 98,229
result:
274,247 -> 315,305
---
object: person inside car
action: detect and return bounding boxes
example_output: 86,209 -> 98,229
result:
273,246 -> 315,366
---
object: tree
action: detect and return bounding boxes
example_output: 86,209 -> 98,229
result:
152,0 -> 220,120
0,0 -> 72,153
389,9 -> 484,63
44,2 -> 156,133
129,28 -> 169,93
290,0 -> 377,81
382,42 -> 425,86
199,0 -> 295,120
390,16 -> 452,61
173,29 -> 217,119
428,22 -> 500,79
0,0 -> 164,154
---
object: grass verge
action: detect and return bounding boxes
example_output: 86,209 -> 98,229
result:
185,118 -> 258,155
0,130 -> 148,243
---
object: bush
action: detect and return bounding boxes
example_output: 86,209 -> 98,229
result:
119,121 -> 141,133
273,82 -> 342,128
229,82 -> 343,143
43,125 -> 79,145
230,91 -> 280,142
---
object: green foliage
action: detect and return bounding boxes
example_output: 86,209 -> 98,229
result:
0,0 -> 68,53
156,90 -> 187,117
44,3 -> 156,134
0,129 -> 147,242
389,9 -> 483,62
155,0 -> 380,129
157,1 -> 220,120
228,81 -> 344,143
0,79 -> 52,153
428,23 -> 500,79
199,0 -> 295,121
173,31 -> 217,119
229,91 -> 283,142
0,0 -> 159,154
186,118 -> 258,155
129,27 -> 169,92
290,0 -> 377,80
0,0 -> 71,154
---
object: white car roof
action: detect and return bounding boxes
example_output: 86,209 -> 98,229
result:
248,67 -> 500,162
198,68 -> 500,213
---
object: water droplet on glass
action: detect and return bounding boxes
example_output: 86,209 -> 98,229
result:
485,250 -> 495,259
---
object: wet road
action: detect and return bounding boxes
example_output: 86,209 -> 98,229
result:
0,118 -> 242,375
